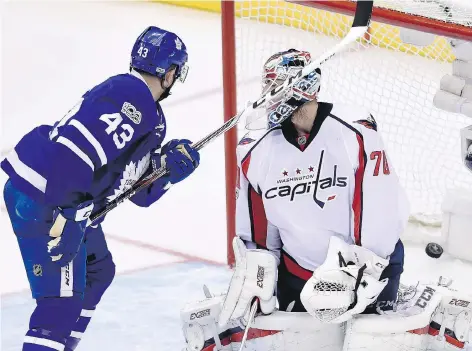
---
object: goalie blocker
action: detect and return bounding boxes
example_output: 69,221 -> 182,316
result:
180,282 -> 472,351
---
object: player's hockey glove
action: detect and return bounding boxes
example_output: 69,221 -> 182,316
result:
300,236 -> 388,323
153,139 -> 200,186
48,201 -> 94,267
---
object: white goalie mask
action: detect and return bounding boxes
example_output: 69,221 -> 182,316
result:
262,49 -> 321,128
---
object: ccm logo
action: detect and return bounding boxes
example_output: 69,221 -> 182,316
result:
190,309 -> 210,320
450,298 -> 470,308
415,286 -> 435,308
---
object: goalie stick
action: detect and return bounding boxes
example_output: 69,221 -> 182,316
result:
89,0 -> 374,225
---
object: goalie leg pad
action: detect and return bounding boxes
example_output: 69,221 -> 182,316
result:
343,284 -> 442,351
428,290 -> 472,350
181,294 -> 345,351
343,284 -> 472,351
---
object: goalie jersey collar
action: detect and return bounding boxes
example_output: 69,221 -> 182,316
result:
281,102 -> 333,151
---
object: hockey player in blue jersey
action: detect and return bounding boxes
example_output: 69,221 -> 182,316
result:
2,26 -> 199,350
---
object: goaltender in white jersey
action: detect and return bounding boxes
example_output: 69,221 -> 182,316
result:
180,49 -> 472,351
231,49 -> 409,317
236,102 -> 407,275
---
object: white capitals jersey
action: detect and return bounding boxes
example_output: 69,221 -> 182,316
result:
235,102 -> 409,279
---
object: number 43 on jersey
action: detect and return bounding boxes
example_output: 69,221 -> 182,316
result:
99,113 -> 134,150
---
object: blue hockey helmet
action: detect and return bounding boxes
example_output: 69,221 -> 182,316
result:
130,26 -> 189,85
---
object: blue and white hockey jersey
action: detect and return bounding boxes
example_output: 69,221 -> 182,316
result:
1,71 -> 168,220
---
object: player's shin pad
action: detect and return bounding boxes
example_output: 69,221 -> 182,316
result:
301,236 -> 388,323
217,237 -> 277,328
181,293 -> 345,351
343,284 -> 472,351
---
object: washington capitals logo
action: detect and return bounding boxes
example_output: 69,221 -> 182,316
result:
354,114 -> 377,131
264,150 -> 347,208
239,134 -> 256,145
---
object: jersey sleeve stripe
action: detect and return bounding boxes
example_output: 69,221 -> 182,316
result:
247,184 -> 269,249
56,137 -> 95,171
328,113 -> 366,246
5,149 -> 47,193
353,134 -> 366,245
241,154 -> 251,179
69,119 -> 107,166
49,98 -> 84,140
23,336 -> 65,351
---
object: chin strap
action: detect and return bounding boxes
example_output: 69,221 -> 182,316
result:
158,67 -> 178,102
158,84 -> 173,102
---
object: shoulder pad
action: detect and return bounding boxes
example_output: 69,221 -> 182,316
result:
329,103 -> 376,132
236,129 -> 277,165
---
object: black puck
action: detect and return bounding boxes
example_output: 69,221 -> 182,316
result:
425,242 -> 444,258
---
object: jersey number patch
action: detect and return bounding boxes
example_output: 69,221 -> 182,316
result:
137,46 -> 149,58
99,113 -> 134,149
370,150 -> 390,176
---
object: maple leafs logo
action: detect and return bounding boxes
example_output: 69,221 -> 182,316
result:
175,37 -> 182,50
107,154 -> 150,203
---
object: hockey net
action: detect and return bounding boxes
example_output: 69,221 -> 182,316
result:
223,0 -> 472,235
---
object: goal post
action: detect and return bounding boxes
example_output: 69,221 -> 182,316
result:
222,0 -> 472,266
221,0 -> 238,266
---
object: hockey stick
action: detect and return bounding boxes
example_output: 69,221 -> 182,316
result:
238,299 -> 259,351
89,0 -> 373,224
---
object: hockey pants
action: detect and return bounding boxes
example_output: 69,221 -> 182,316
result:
3,180 -> 116,351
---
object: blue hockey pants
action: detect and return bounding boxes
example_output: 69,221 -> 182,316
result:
4,180 -> 115,350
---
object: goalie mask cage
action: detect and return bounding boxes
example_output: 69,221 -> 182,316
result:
221,0 -> 472,266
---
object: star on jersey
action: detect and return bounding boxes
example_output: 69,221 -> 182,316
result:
107,154 -> 150,203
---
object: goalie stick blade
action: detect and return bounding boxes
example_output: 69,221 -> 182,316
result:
89,1 -> 374,224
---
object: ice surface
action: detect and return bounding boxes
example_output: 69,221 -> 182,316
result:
1,263 -> 233,351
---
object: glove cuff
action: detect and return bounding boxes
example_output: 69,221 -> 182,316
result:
60,201 -> 94,221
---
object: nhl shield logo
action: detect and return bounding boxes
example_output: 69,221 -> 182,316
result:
297,135 -> 307,146
33,264 -> 43,277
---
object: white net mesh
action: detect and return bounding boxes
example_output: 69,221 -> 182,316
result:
234,0 -> 472,225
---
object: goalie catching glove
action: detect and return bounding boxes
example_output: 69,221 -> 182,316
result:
301,236 -> 389,323
218,237 -> 278,327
